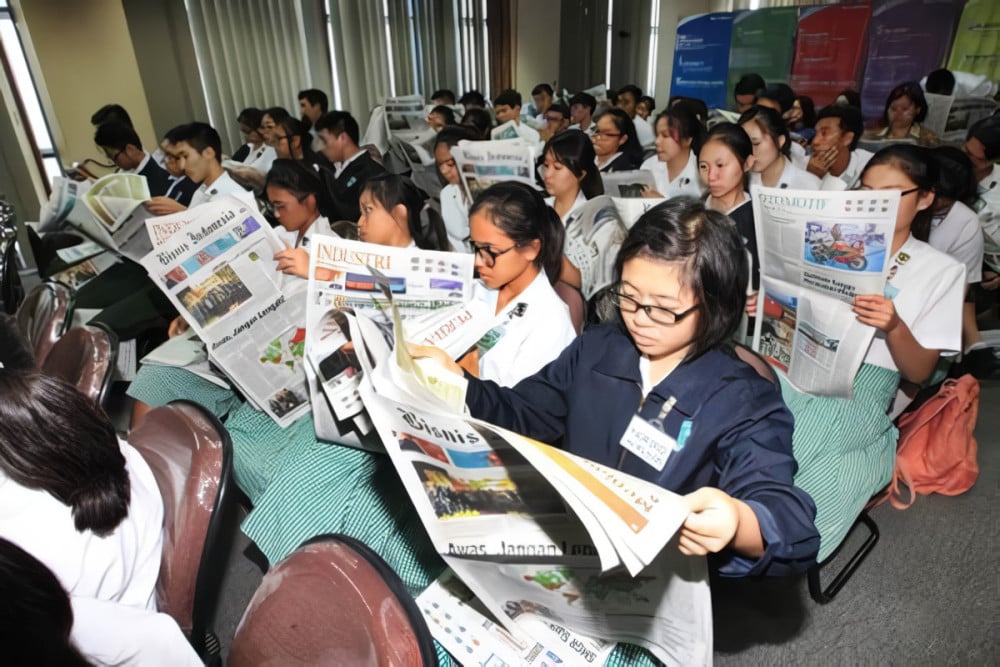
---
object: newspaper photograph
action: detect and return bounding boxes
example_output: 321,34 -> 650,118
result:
51,251 -> 121,290
751,186 -> 899,396
564,195 -> 629,299
451,139 -> 538,203
601,170 -> 656,198
756,276 -> 875,397
752,186 -> 898,304
55,173 -> 159,261
417,568 -> 616,667
384,94 -> 431,135
140,196 -> 310,427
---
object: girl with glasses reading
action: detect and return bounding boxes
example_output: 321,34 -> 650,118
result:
461,182 -> 577,386
413,197 -> 820,576
591,108 -> 643,173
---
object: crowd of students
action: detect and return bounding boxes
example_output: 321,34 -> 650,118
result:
3,68 -> 999,663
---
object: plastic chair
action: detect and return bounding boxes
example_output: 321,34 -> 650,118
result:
41,323 -> 118,405
228,534 -> 436,667
128,400 -> 239,661
553,279 -> 586,335
15,281 -> 74,366
0,207 -> 23,314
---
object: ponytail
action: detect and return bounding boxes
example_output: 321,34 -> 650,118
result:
363,173 -> 451,251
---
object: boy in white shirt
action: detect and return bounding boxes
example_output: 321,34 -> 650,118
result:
807,105 -> 873,191
493,89 -> 540,145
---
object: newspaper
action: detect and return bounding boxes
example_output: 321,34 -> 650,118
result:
490,120 -> 522,141
940,96 -> 999,143
612,196 -> 667,230
384,94 -> 433,141
451,139 -> 538,204
139,328 -> 230,389
51,251 -> 121,290
304,235 -> 479,447
977,183 -> 1000,274
359,375 -> 711,665
38,176 -> 85,231
751,186 -> 900,396
564,195 -> 629,299
63,173 -> 157,261
55,240 -> 105,264
601,170 -> 656,198
140,196 -> 310,427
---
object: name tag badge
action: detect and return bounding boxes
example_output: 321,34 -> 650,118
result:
620,415 -> 678,472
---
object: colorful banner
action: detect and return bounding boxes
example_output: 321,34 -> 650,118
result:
726,7 -> 800,102
670,12 -> 735,110
861,0 -> 966,121
947,0 -> 1000,81
789,3 -> 873,108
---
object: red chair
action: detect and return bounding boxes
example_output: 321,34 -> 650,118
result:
41,324 -> 118,405
15,281 -> 73,366
228,534 -> 436,667
553,279 -> 586,335
128,400 -> 238,662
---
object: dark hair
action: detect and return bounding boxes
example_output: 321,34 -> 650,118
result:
967,116 -> 1000,158
816,104 -> 864,151
0,373 -> 129,536
314,110 -> 360,145
531,83 -> 554,97
297,88 -> 329,113
834,89 -> 862,109
617,84 -> 642,103
654,104 -> 706,157
237,107 -> 264,132
94,121 -> 142,152
90,104 -> 132,128
757,83 -> 795,114
593,107 -> 643,161
460,108 -> 493,139
669,97 -> 709,126
569,92 -> 597,114
544,129 -> 604,199
546,102 -> 570,120
613,197 -> 748,360
468,182 -> 565,285
173,122 -> 223,162
738,105 -> 791,157
458,90 -> 486,108
431,89 -> 456,104
429,105 -> 457,126
434,124 -> 479,151
262,106 -> 292,127
163,123 -> 188,144
795,95 -> 816,129
862,144 -> 938,242
702,122 -> 753,164
638,95 -> 656,112
931,145 -> 978,209
265,158 -> 335,219
0,538 -> 89,666
361,174 -> 449,251
925,69 -> 956,96
734,74 -> 766,98
494,89 -> 522,109
882,81 -> 928,126
275,115 -> 315,158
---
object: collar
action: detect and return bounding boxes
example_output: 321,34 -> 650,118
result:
127,151 -> 152,175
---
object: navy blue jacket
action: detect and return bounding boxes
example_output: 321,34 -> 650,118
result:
466,324 -> 819,576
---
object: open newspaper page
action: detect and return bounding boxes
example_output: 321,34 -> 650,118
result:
601,170 -> 656,198
451,139 -> 538,204
139,196 -> 310,427
384,94 -> 433,141
564,195 -> 629,299
75,173 -> 158,261
304,236 -> 478,447
359,364 -> 710,666
751,186 -> 899,396
38,176 -> 84,231
612,196 -> 667,230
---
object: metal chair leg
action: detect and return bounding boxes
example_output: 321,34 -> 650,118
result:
808,511 -> 879,604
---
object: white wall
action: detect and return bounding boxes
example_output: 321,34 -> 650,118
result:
514,0 -> 562,97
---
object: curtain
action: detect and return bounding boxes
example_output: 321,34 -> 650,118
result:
486,0 -> 511,96
609,0 -> 653,93
558,0 -> 608,94
327,0 -> 393,121
186,0 -> 321,153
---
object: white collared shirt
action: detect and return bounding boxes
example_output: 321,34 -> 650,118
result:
188,171 -> 256,209
749,156 -> 821,191
334,148 -> 367,178
640,150 -> 703,198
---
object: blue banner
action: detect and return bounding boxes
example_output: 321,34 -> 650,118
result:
670,12 -> 735,110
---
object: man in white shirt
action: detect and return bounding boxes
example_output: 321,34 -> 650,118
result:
494,89 -> 541,145
146,122 -> 254,214
615,84 -> 654,147
568,92 -> 597,134
807,105 -> 873,190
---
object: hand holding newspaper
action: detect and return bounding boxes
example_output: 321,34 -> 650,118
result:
751,186 -> 900,397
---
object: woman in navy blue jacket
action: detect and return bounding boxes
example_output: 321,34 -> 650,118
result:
415,197 -> 819,576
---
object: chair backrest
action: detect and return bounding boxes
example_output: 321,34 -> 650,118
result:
554,279 -> 586,335
228,534 -> 436,667
127,400 -> 236,659
41,324 -> 118,405
734,343 -> 779,385
330,219 -> 360,240
15,281 -> 73,366
0,220 -> 23,315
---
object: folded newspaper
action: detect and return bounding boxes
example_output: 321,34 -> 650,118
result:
751,186 -> 900,397
139,196 -> 310,427
354,309 -> 711,666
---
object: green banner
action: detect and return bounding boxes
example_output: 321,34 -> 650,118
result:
727,7 -> 799,94
947,0 -> 1000,80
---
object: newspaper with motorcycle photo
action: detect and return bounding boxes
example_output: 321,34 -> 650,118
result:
356,330 -> 710,666
751,186 -> 900,397
139,196 -> 311,427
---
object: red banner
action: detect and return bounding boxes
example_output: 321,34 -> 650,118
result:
789,3 -> 873,107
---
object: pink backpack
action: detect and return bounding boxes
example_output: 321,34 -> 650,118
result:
878,374 -> 980,510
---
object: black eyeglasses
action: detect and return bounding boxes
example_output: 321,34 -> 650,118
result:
614,291 -> 699,325
467,239 -> 520,267
854,185 -> 921,196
